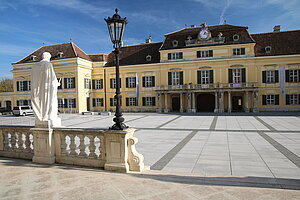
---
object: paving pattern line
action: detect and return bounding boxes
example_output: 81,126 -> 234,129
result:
209,116 -> 218,130
226,132 -> 233,175
65,116 -> 112,127
151,130 -> 198,170
258,131 -> 300,169
125,115 -> 148,123
254,116 -> 277,132
156,115 -> 182,128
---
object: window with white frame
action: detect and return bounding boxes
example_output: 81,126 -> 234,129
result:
197,50 -> 213,58
168,52 -> 183,60
19,81 -> 24,91
17,81 -> 31,91
126,77 -> 136,88
289,69 -> 299,82
65,77 -> 75,89
95,79 -> 102,89
84,78 -> 91,89
266,94 -> 275,105
172,71 -> 180,85
142,97 -> 155,106
233,48 -> 245,55
93,98 -> 103,107
266,70 -> 275,83
58,99 -> 64,108
67,99 -> 76,108
111,78 -> 116,89
287,94 -> 299,105
200,70 -> 209,84
126,97 -> 137,106
232,68 -> 241,83
143,76 -> 155,87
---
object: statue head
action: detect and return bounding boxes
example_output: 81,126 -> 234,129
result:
42,52 -> 51,62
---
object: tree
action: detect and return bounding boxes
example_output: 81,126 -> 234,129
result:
0,78 -> 13,92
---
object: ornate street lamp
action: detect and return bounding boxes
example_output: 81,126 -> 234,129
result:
105,8 -> 128,130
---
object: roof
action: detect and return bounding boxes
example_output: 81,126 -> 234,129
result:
160,24 -> 254,50
16,42 -> 107,64
105,42 -> 162,67
251,30 -> 300,57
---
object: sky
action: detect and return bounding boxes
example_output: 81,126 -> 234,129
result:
1,0 -> 300,78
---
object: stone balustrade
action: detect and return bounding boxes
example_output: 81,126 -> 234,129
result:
0,126 -> 145,173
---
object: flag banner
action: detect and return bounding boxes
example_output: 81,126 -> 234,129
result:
279,66 -> 286,96
136,73 -> 139,105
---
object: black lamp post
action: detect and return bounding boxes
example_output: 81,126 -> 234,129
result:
105,8 -> 128,130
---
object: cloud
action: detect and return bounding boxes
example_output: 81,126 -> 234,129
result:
0,43 -> 35,57
0,1 -> 17,11
219,0 -> 233,24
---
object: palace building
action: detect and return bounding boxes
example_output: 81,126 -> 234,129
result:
1,24 -> 300,113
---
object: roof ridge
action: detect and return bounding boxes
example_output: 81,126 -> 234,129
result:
70,42 -> 78,57
121,42 -> 163,48
251,29 -> 300,35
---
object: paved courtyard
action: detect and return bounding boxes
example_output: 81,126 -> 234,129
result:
1,112 -> 300,180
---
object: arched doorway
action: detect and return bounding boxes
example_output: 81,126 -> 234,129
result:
197,93 -> 215,112
5,101 -> 11,110
172,96 -> 180,112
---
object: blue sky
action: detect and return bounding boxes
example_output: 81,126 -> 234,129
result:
1,0 -> 300,78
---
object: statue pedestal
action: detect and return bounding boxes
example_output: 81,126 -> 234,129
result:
35,117 -> 61,128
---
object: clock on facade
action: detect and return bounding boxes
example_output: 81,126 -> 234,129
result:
199,29 -> 210,39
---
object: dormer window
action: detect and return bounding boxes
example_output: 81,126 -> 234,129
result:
146,55 -> 152,62
233,34 -> 239,41
172,40 -> 178,47
57,51 -> 64,58
265,46 -> 272,53
31,55 -> 37,61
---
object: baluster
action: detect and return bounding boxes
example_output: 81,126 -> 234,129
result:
69,135 -> 76,156
29,134 -> 34,152
79,135 -> 86,157
88,135 -> 96,158
3,132 -> 9,150
17,132 -> 23,151
10,133 -> 16,151
61,134 -> 68,156
25,133 -> 31,152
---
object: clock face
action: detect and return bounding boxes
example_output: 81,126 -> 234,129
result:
199,30 -> 209,39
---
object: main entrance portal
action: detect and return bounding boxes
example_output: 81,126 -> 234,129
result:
172,97 -> 180,112
197,94 -> 215,112
232,96 -> 243,112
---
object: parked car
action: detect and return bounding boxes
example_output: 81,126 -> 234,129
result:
0,107 -> 12,115
13,106 -> 34,116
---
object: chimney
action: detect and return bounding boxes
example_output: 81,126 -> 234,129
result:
145,35 -> 152,43
273,25 -> 280,32
191,25 -> 196,28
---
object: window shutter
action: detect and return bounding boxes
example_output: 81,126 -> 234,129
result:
241,68 -> 246,83
152,76 -> 155,87
126,77 -> 129,88
275,95 -> 279,105
100,98 -> 104,106
152,97 -> 156,106
262,71 -> 266,83
179,52 -> 183,59
64,99 -> 68,108
24,100 -> 28,105
286,94 -> 290,105
58,79 -> 62,89
92,80 -> 95,89
110,98 -> 113,106
285,70 -> 290,82
209,50 -> 213,57
275,70 -> 279,83
142,77 -> 145,87
72,77 -> 75,88
110,79 -> 113,88
209,70 -> 214,83
84,79 -> 87,89
197,51 -> 200,58
64,78 -> 67,89
228,69 -> 233,83
17,81 -> 20,91
197,71 -> 201,84
241,48 -> 245,55
133,77 -> 136,88
142,97 -> 146,106
298,69 -> 300,82
126,98 -> 129,106
168,72 -> 172,85
100,79 -> 103,89
24,81 -> 28,91
93,98 -> 96,107
17,100 -> 19,106
73,98 -> 76,108
179,71 -> 183,85
168,53 -> 171,60
262,95 -> 267,105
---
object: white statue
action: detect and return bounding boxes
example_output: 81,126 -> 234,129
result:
31,52 -> 61,127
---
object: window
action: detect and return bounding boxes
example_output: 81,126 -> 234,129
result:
58,99 -> 64,108
142,76 -> 155,87
17,81 -> 30,91
228,68 -> 246,83
262,94 -> 279,105
172,40 -> 178,47
16,100 -> 31,106
197,50 -> 213,58
66,99 -> 76,108
286,69 -> 300,82
142,97 -> 156,106
93,98 -> 104,107
64,77 -> 75,89
262,70 -> 278,83
146,55 -> 152,62
110,78 -> 121,89
197,70 -> 213,84
84,78 -> 91,89
233,48 -> 245,55
57,78 -> 63,89
286,94 -> 300,105
110,98 -> 122,106
265,46 -> 272,53
168,52 -> 183,60
126,97 -> 137,106
168,71 -> 183,85
92,79 -> 103,89
233,34 -> 239,41
126,77 -> 136,88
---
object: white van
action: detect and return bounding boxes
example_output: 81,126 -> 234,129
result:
13,106 -> 34,116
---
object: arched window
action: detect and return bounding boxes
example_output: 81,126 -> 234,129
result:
172,40 -> 178,47
233,34 -> 239,41
146,55 -> 152,62
265,46 -> 272,53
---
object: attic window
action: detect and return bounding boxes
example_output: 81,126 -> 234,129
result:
265,46 -> 272,53
146,55 -> 152,62
233,34 -> 239,41
172,40 -> 178,47
57,52 -> 64,58
31,55 -> 37,61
